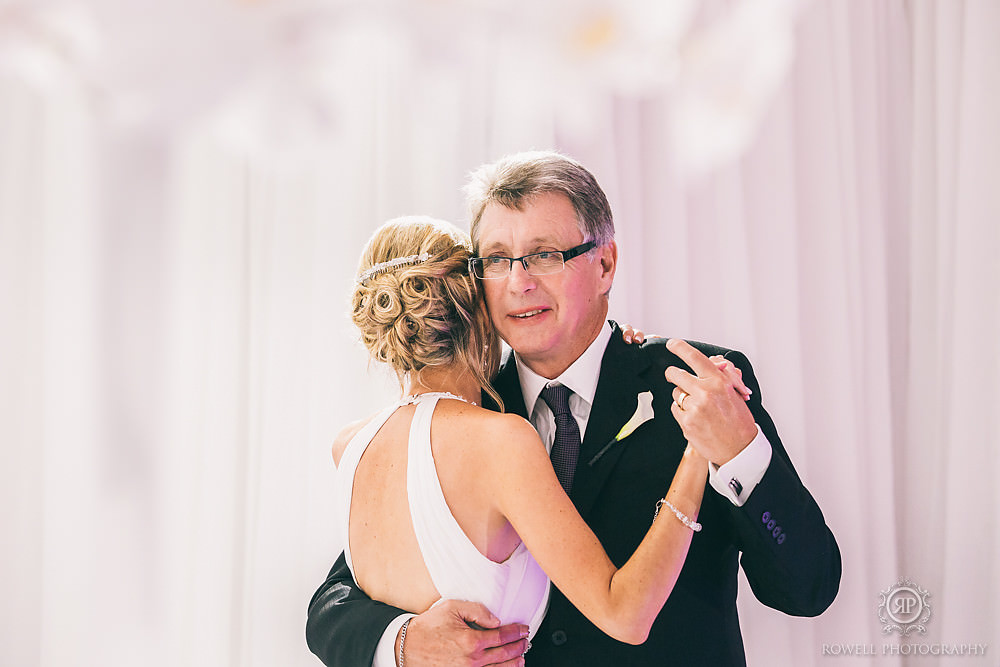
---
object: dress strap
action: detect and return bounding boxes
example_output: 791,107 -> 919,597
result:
402,391 -> 476,406
334,402 -> 401,575
406,395 -> 495,598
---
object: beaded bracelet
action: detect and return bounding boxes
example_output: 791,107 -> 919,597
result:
397,618 -> 411,667
655,498 -> 702,532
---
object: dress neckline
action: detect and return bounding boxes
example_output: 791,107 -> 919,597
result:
402,391 -> 477,406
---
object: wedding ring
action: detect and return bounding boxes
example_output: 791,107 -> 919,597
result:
677,391 -> 689,410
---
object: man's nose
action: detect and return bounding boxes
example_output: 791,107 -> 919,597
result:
506,260 -> 537,291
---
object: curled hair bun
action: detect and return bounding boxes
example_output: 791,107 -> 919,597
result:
351,216 -> 501,405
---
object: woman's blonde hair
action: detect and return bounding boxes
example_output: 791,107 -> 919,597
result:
351,216 -> 502,408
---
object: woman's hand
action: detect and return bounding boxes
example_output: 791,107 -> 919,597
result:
621,324 -> 649,345
621,325 -> 751,401
708,355 -> 752,401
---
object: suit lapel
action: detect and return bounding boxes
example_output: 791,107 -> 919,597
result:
571,324 -> 652,517
493,350 -> 528,419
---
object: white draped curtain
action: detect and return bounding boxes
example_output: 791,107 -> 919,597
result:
1,1 -> 997,665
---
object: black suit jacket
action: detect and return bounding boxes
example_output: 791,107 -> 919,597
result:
306,322 -> 841,666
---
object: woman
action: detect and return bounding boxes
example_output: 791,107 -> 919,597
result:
333,215 -> 708,659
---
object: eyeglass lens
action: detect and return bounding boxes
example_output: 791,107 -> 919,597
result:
478,252 -> 564,278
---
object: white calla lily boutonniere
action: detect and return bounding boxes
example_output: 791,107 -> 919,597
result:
588,391 -> 656,466
614,391 -> 655,442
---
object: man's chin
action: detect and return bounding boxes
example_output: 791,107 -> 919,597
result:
505,335 -> 558,368
501,330 -> 546,355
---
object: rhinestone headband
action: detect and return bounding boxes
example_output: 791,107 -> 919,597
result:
357,252 -> 431,284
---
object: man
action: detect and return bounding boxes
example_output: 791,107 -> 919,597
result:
307,151 -> 841,666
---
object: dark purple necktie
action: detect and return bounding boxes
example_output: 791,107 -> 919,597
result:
540,384 -> 581,493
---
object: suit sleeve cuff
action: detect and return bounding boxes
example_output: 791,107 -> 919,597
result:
374,613 -> 416,667
708,424 -> 772,506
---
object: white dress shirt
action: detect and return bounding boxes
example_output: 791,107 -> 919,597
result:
516,324 -> 613,450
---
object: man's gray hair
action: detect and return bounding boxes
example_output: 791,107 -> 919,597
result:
464,151 -> 615,251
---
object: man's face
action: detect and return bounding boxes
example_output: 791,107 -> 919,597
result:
476,191 -> 616,379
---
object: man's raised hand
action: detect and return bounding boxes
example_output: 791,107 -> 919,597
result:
664,339 -> 757,466
620,326 -> 753,400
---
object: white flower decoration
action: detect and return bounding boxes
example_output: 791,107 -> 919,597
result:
615,391 -> 655,442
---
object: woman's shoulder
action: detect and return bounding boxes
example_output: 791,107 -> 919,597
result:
435,402 -> 540,450
471,408 -> 547,462
481,408 -> 539,443
331,413 -> 379,466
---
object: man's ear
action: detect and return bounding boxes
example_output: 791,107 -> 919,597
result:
598,240 -> 617,294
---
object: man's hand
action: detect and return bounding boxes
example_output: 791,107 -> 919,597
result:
622,326 -> 753,401
400,600 -> 530,667
665,339 -> 757,466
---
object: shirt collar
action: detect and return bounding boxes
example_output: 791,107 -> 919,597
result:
515,322 -> 613,414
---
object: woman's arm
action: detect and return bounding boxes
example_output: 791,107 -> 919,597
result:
488,415 -> 707,645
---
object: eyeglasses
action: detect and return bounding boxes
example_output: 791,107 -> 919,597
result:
469,241 -> 596,279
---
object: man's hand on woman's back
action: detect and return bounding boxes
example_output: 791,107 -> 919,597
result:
402,600 -> 530,667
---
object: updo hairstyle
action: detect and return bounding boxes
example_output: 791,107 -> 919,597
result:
351,216 -> 502,408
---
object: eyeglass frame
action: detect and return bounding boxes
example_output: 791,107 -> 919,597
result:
468,241 -> 596,279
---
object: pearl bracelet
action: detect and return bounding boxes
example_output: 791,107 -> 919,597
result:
655,498 -> 702,532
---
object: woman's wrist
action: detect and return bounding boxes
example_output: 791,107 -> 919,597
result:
661,444 -> 707,525
682,443 -> 708,465
654,497 -> 702,532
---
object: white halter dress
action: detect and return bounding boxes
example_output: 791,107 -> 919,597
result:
334,393 -> 550,638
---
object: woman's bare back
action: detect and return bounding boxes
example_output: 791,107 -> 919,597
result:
335,390 -> 705,644
334,398 -> 526,614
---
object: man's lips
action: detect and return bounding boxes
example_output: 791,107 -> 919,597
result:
508,307 -> 551,319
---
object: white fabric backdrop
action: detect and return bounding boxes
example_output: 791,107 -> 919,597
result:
1,1 -> 997,665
